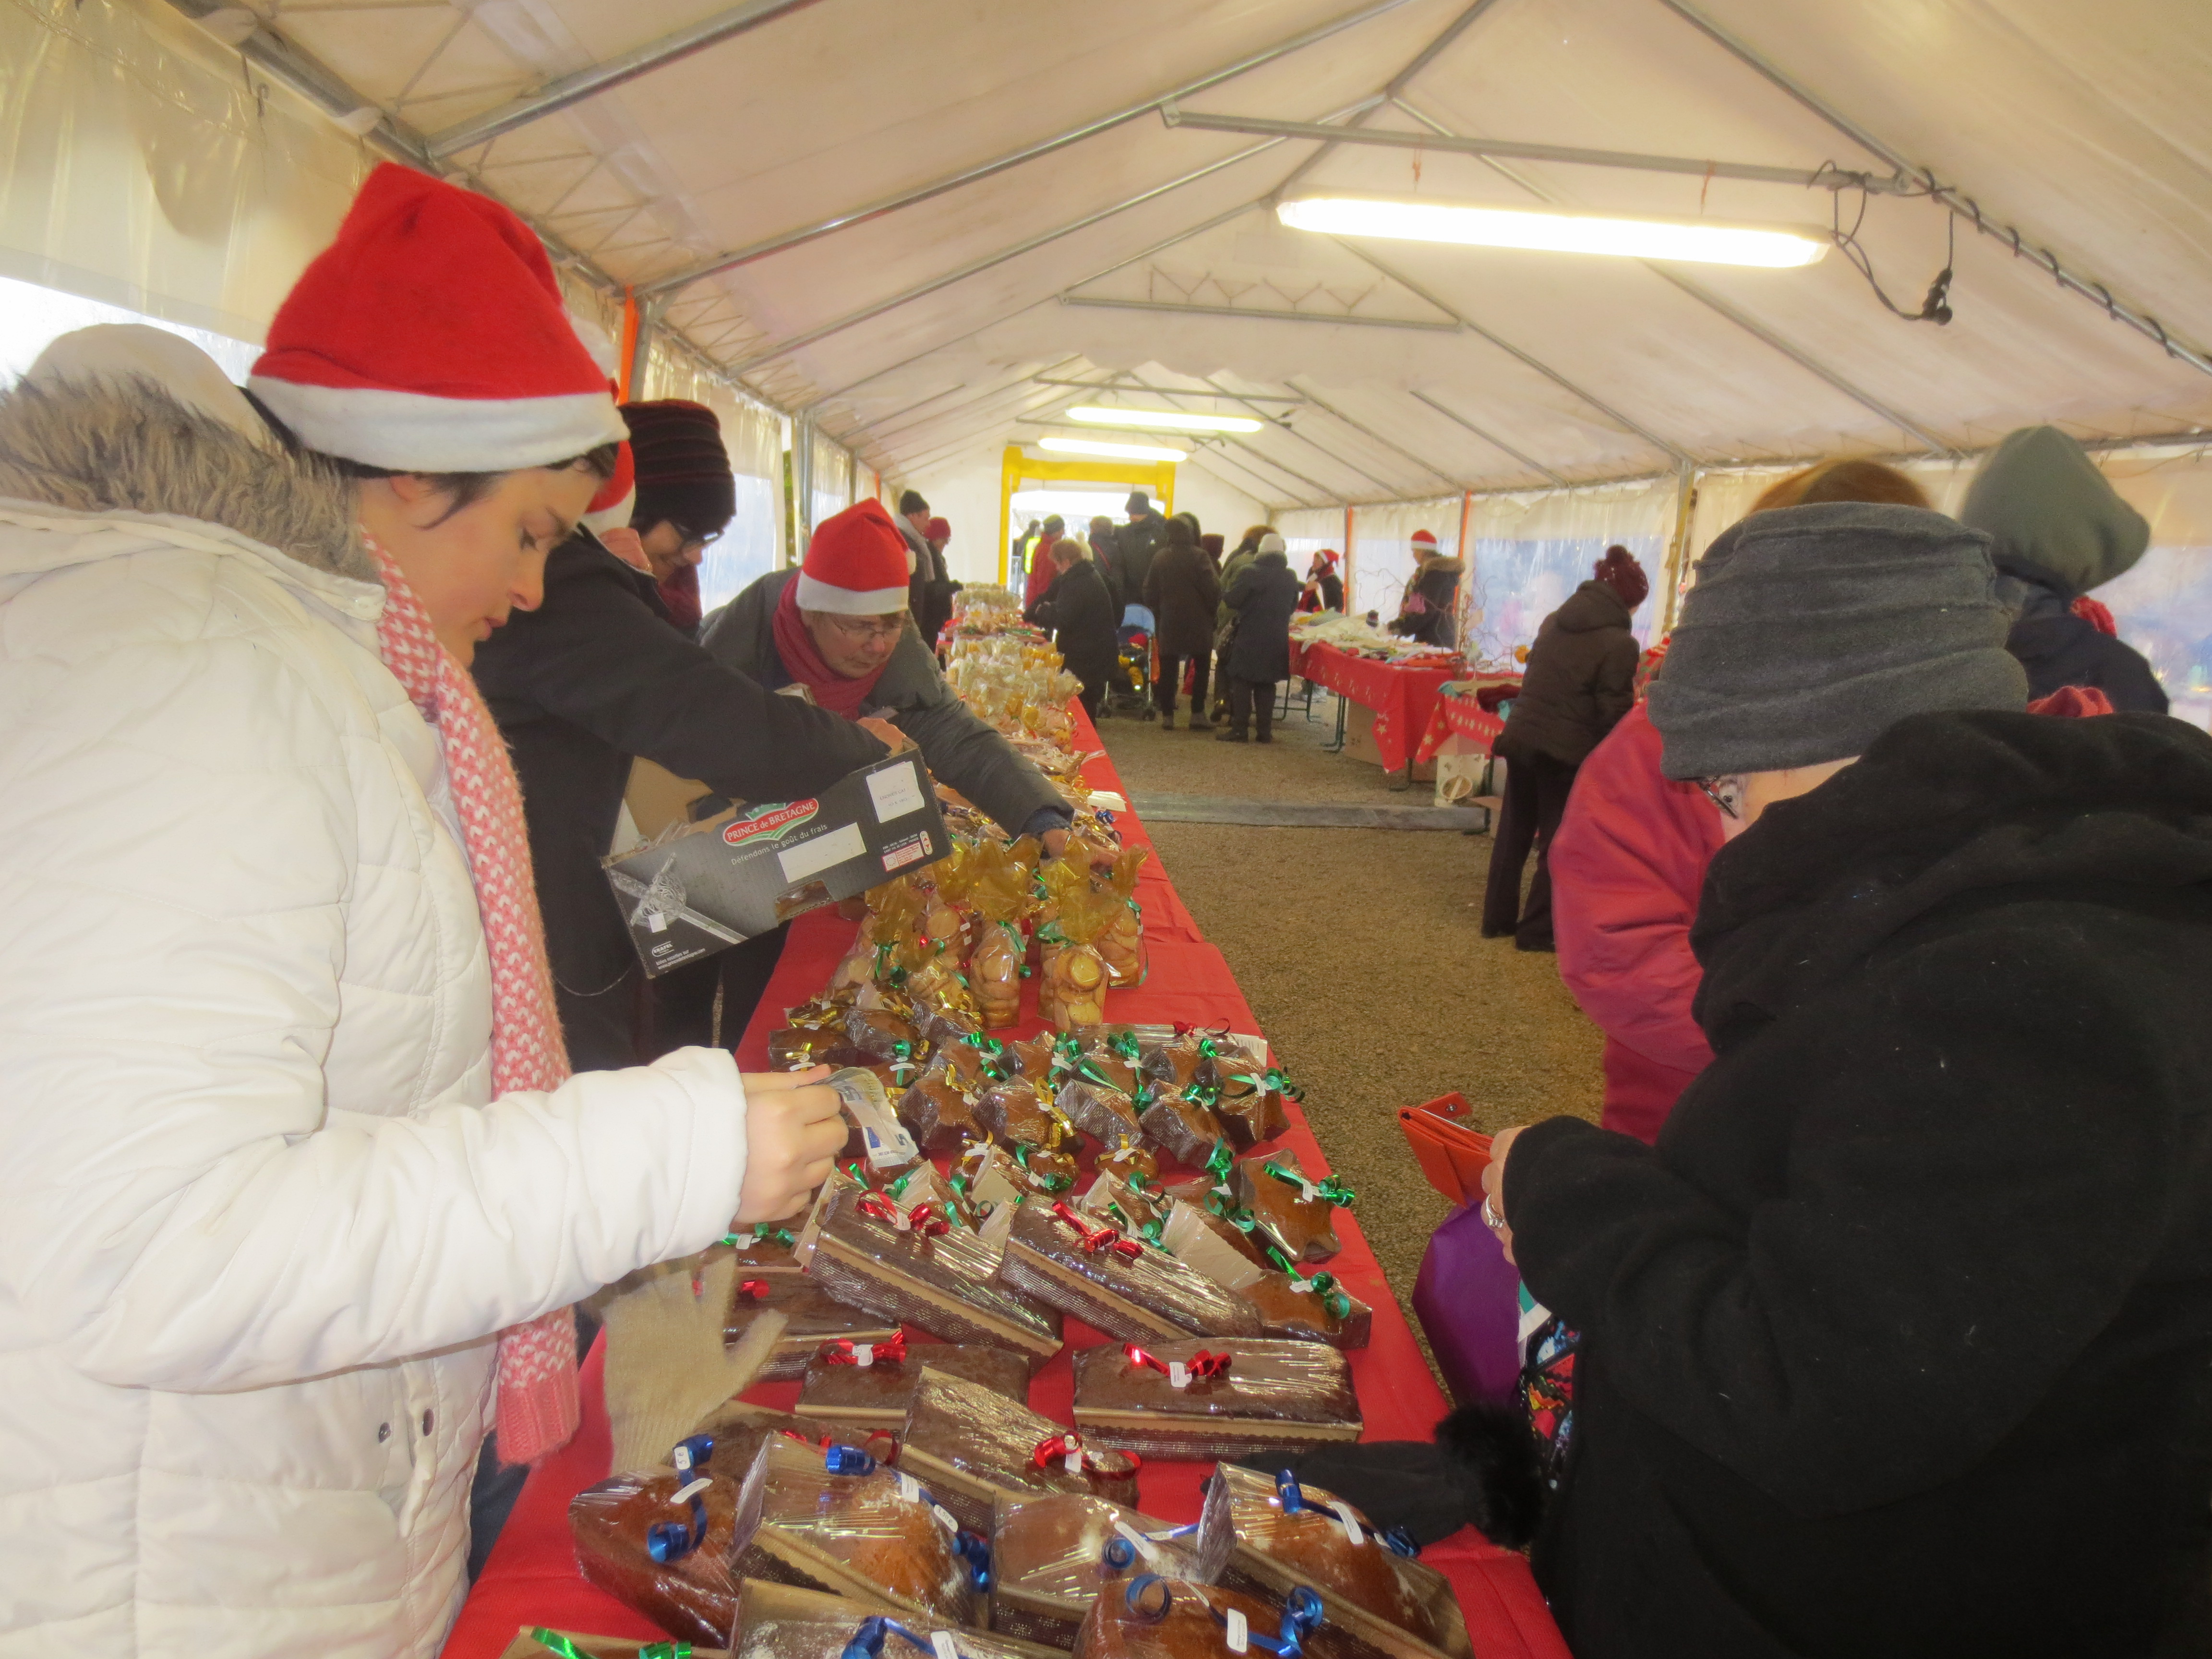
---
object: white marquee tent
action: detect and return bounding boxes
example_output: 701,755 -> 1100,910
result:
5,0 -> 2211,717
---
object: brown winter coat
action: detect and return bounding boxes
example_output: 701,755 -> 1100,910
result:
1495,579 -> 1639,766
1144,522 -> 1222,657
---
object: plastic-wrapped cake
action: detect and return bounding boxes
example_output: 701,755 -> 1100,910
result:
1135,1089 -> 1226,1167
996,1200 -> 1262,1347
728,1433 -> 986,1626
1232,1152 -> 1348,1262
727,1579 -> 1058,1659
900,1071 -> 988,1154
1195,1465 -> 1471,1659
1070,1341 -> 1360,1461
901,1368 -> 1139,1533
1070,1575 -> 1295,1659
571,1438 -> 745,1645
797,1340 -> 1032,1431
724,1269 -> 902,1381
990,1491 -> 1203,1649
799,1170 -> 1063,1365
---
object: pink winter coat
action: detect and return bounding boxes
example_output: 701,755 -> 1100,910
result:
1550,703 -> 1724,1143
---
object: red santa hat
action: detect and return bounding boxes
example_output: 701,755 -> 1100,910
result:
1411,529 -> 1439,550
1318,548 -> 1341,566
580,440 -> 636,536
798,499 -> 912,615
250,163 -> 626,471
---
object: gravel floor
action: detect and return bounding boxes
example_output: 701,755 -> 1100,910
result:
1097,694 -> 1605,1357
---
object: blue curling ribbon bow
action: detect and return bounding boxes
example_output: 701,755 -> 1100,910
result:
645,1435 -> 716,1563
1380,1526 -> 1421,1558
825,1442 -> 879,1476
1274,1467 -> 1306,1513
1124,1574 -> 1174,1620
1211,1587 -> 1324,1657
953,1527 -> 993,1589
840,1616 -> 940,1659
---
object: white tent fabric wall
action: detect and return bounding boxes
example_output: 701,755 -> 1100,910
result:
0,0 -> 364,347
1465,476 -> 1675,664
809,431 -> 853,540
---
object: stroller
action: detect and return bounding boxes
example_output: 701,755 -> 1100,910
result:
1109,608 -> 1157,720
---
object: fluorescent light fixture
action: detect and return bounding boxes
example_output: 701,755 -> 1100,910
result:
1066,405 -> 1263,434
1037,435 -> 1190,463
1277,195 -> 1830,269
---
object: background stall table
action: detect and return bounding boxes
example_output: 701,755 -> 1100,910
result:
1289,640 -> 1464,775
448,706 -> 1567,1659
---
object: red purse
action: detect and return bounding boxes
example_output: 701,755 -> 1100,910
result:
1396,1091 -> 1493,1206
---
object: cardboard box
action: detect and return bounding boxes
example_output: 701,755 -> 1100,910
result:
603,752 -> 950,978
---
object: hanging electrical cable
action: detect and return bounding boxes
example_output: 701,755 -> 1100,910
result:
1829,172 -> 1954,325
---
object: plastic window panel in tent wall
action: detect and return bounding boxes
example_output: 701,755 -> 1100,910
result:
1463,478 -> 1676,670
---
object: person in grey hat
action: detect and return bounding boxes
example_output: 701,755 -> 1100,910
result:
1960,423 -> 2166,712
1467,499 -> 2212,1656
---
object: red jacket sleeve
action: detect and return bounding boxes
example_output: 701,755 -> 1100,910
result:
1550,704 -> 1726,1077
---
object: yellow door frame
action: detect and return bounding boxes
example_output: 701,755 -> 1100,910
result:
998,448 -> 1178,586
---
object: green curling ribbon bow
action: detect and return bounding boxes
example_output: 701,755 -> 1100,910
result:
1310,1271 -> 1353,1320
1185,1075 -> 1222,1110
532,1632 -> 692,1659
962,1032 -> 1009,1080
1107,1030 -> 1142,1063
1203,1139 -> 1235,1184
1265,1161 -> 1357,1208
888,1168 -> 916,1198
720,1227 -> 795,1250
1013,1142 -> 1073,1193
1227,1066 -> 1304,1104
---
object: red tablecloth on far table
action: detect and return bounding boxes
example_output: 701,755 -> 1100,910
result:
446,706 -> 1567,1659
1289,640 -> 1464,771
1414,679 -> 1524,765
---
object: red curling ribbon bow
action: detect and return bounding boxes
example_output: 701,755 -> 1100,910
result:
818,1331 -> 909,1368
737,1279 -> 771,1300
1032,1431 -> 1086,1471
856,1192 -> 952,1237
1050,1200 -> 1143,1261
1123,1344 -> 1232,1387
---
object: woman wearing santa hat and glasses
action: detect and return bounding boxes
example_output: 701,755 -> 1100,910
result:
0,163 -> 845,1656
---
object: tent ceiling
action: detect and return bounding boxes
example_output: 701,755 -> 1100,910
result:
208,0 -> 2212,501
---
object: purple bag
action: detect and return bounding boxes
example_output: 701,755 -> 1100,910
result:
1411,1202 -> 1526,1405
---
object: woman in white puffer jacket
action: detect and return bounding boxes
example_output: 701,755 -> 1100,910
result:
0,169 -> 844,1659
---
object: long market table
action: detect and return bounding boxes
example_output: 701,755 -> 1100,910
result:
448,705 -> 1569,1659
1288,639 -> 1464,774
1414,678 -> 1524,766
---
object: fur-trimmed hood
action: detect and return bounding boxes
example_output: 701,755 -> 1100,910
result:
0,369 -> 372,585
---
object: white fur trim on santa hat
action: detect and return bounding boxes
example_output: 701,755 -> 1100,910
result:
248,377 -> 629,472
582,486 -> 636,537
795,572 -> 910,615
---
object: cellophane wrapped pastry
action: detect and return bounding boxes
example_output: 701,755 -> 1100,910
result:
1073,1174 -> 1168,1246
719,1222 -> 804,1276
689,1399 -> 886,1484
1233,1151 -> 1349,1263
1196,1465 -> 1472,1659
1002,1034 -> 1062,1082
1136,1087 -> 1226,1168
769,1026 -> 870,1071
1052,1039 -> 1143,1143
572,1435 -> 745,1645
1092,847 -> 1149,991
500,1629 -> 728,1659
996,1201 -> 1262,1348
961,837 -> 1040,1030
1036,858 -> 1113,1030
990,1491 -> 1204,1649
1206,1059 -> 1291,1152
976,1076 -> 1079,1152
798,1338 -> 1033,1431
728,1578 -> 1054,1659
900,1368 -> 1138,1533
1153,1201 -> 1369,1349
1094,1139 -> 1159,1191
1070,1341 -> 1361,1462
729,1432 -> 987,1625
1136,1032 -> 1221,1098
900,1069 -> 988,1155
1069,1574 -> 1294,1659
799,1170 -> 1063,1364
725,1271 -> 903,1381
1063,1030 -> 1143,1096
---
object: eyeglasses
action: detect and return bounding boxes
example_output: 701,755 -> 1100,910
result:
670,522 -> 722,551
822,614 -> 907,644
1695,776 -> 1743,820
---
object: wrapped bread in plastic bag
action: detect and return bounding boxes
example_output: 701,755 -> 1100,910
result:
769,1026 -> 869,1071
1070,1575 -> 1301,1659
1207,1058 -> 1293,1153
1093,848 -> 1149,990
1052,1038 -> 1143,1143
1135,1087 -> 1226,1168
727,1579 -> 1057,1659
1196,1465 -> 1472,1659
500,1629 -> 730,1659
718,1223 -> 803,1277
1003,1034 -> 1061,1082
1036,858 -> 1113,1030
799,1337 -> 1032,1431
572,1434 -> 745,1645
902,1367 -> 1141,1533
728,1432 -> 988,1625
991,1492 -> 1203,1649
1095,1139 -> 1159,1191
1233,1152 -> 1350,1263
900,1069 -> 989,1155
996,1200 -> 1262,1348
688,1399 -> 886,1483
1070,1341 -> 1361,1462
1137,1031 -> 1224,1098
961,837 -> 1039,1030
979,1076 -> 1079,1153
1072,1173 -> 1167,1244
1063,1030 -> 1142,1097
799,1168 -> 1063,1365
725,1270 -> 903,1381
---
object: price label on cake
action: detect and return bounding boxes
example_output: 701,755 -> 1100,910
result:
853,1343 -> 877,1367
1167,1361 -> 1191,1389
931,1634 -> 960,1659
931,1503 -> 960,1534
1111,1518 -> 1160,1563
1065,1448 -> 1085,1474
1223,1609 -> 1250,1654
1328,1498 -> 1366,1546
670,1477 -> 711,1505
898,1473 -> 923,1504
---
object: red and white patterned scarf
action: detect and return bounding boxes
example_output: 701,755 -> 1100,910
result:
365,536 -> 580,1465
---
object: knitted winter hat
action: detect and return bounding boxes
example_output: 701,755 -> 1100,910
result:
1647,502 -> 2026,779
1200,533 -> 1225,557
621,399 -> 734,536
1595,545 -> 1649,610
1126,491 -> 1152,514
1959,424 -> 2149,600
1166,515 -> 1197,548
926,517 -> 950,541
898,489 -> 928,517
799,499 -> 911,614
1258,531 -> 1286,555
250,163 -> 624,471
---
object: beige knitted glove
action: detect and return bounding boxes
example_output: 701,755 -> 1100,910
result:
601,1250 -> 788,1474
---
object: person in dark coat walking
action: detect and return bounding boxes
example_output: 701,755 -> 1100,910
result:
1479,498 -> 2212,1659
1024,537 -> 1119,719
1217,539 -> 1300,743
1211,525 -> 1269,721
1960,423 -> 2167,712
1143,514 -> 1222,729
1114,491 -> 1168,608
471,401 -> 890,1070
1482,546 -> 1644,949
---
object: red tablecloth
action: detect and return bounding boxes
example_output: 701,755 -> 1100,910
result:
1289,641 -> 1464,771
447,707 -> 1567,1659
1414,682 -> 1522,766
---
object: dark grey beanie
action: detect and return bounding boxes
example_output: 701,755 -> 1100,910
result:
1647,501 -> 2028,780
